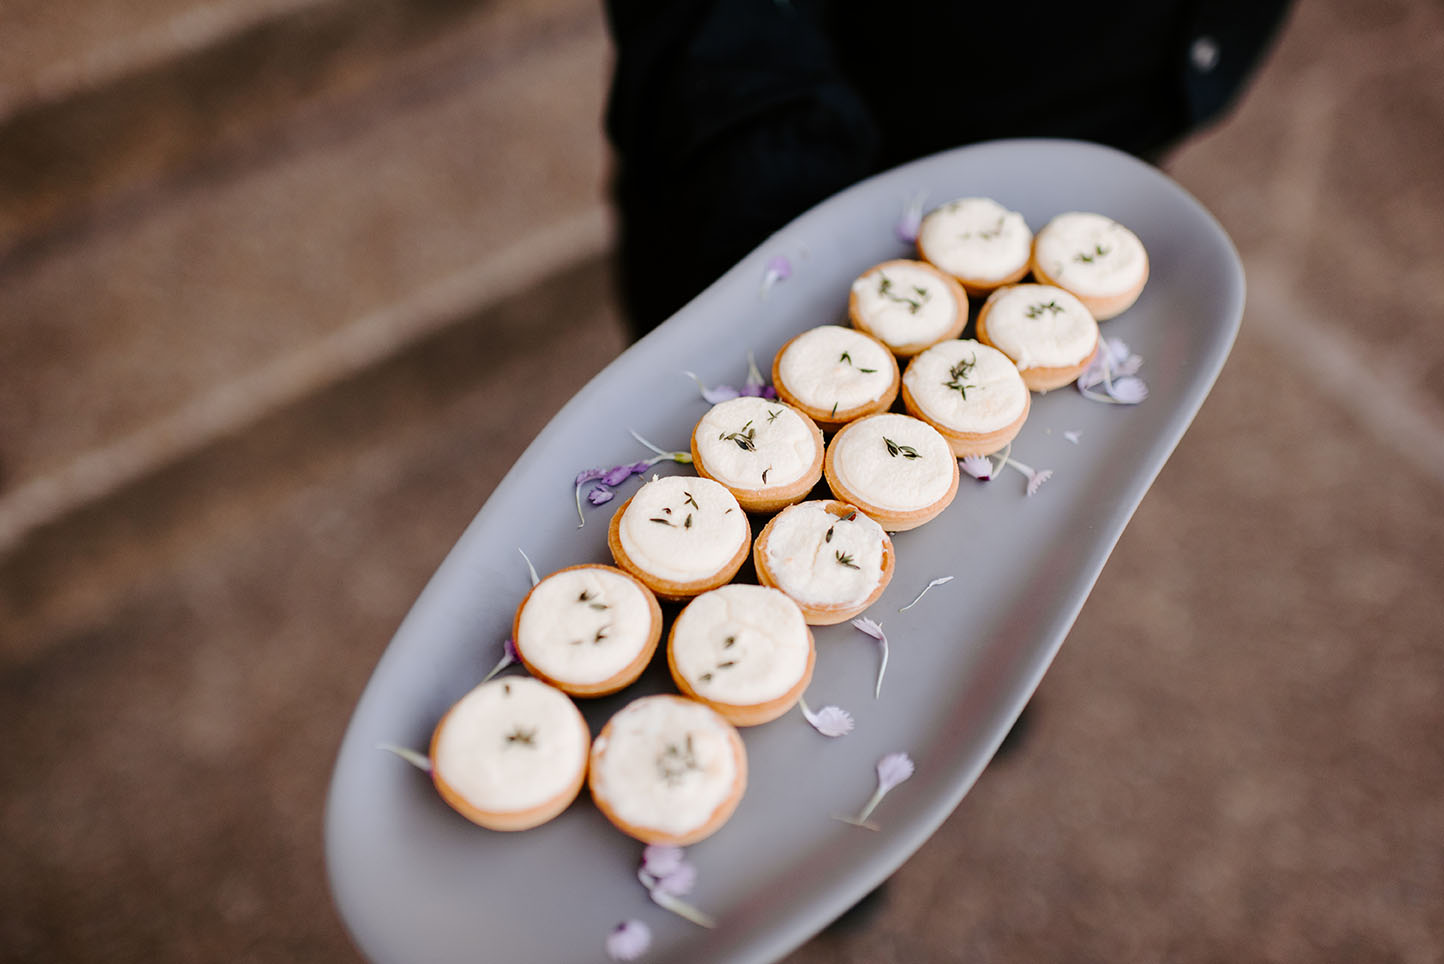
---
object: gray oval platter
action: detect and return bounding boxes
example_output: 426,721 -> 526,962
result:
325,139 -> 1244,964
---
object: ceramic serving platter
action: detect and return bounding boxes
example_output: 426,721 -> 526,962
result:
325,139 -> 1244,963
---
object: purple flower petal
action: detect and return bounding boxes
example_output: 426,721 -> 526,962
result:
600,463 -> 637,486
896,192 -> 926,244
503,638 -> 518,662
1107,376 -> 1149,404
588,485 -> 615,506
641,844 -> 685,878
764,254 -> 793,281
606,920 -> 652,961
960,455 -> 993,480
850,616 -> 885,641
575,467 -> 605,486
653,861 -> 697,897
810,704 -> 855,737
1026,468 -> 1054,496
876,752 -> 916,792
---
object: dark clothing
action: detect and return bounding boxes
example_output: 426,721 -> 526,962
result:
604,0 -> 1291,334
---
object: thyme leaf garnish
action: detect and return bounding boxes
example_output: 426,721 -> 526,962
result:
684,491 -> 699,509
876,271 -> 930,314
839,351 -> 853,365
684,513 -> 693,529
657,735 -> 700,785
835,550 -> 860,570
718,420 -> 757,452
505,727 -> 537,747
883,437 -> 921,460
649,517 -> 674,526
1025,300 -> 1065,318
766,408 -> 781,423
944,354 -> 977,399
761,466 -> 771,484
1074,242 -> 1110,264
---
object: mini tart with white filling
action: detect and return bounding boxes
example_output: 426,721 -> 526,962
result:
1030,211 -> 1149,320
753,499 -> 894,625
916,196 -> 1033,296
511,564 -> 662,698
847,259 -> 968,357
771,326 -> 900,432
823,413 -> 959,532
429,676 -> 590,832
975,284 -> 1100,392
690,396 -> 824,514
667,584 -> 815,727
589,693 -> 748,846
608,474 -> 750,603
901,339 -> 1030,457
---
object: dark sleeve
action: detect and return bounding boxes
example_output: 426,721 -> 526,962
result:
603,0 -> 879,335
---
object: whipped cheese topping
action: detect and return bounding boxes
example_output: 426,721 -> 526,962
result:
832,413 -> 954,512
763,501 -> 887,607
671,585 -> 810,705
592,695 -> 741,835
850,261 -> 961,347
918,197 -> 1032,283
1034,212 -> 1146,297
517,567 -> 653,685
619,475 -> 748,584
433,677 -> 587,813
983,285 -> 1098,370
696,397 -> 817,490
903,340 -> 1028,434
777,326 -> 894,413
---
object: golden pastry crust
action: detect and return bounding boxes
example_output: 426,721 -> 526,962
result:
666,590 -> 816,727
847,258 -> 969,357
899,369 -> 1031,458
771,328 -> 901,433
822,415 -> 959,532
607,494 -> 751,603
690,400 -> 825,514
588,694 -> 748,846
511,564 -> 663,698
975,287 -> 1101,393
428,679 -> 591,832
752,500 -> 895,625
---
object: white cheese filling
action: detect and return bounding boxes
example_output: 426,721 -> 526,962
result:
918,197 -> 1032,283
619,475 -> 748,584
850,261 -> 961,347
777,326 -> 894,414
903,339 -> 1028,435
433,677 -> 587,813
696,397 -> 817,490
1034,212 -> 1146,297
592,696 -> 740,835
832,413 -> 954,512
516,568 -> 653,685
671,585 -> 810,705
983,285 -> 1098,370
763,501 -> 886,607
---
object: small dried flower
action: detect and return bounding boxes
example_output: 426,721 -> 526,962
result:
575,435 -> 692,527
799,696 -> 854,737
1079,337 -> 1147,404
836,751 -> 916,830
606,920 -> 652,961
898,576 -> 954,613
588,485 -> 616,506
851,616 -> 890,699
1063,430 -> 1083,445
760,254 -> 793,299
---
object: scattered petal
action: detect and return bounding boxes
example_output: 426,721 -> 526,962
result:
640,844 -> 685,879
518,546 -> 540,587
653,862 -> 697,898
760,255 -> 793,299
876,751 -> 916,792
684,371 -> 741,404
896,190 -> 927,244
960,454 -> 993,480
851,617 -> 890,699
481,637 -> 519,683
376,743 -> 432,774
837,751 -> 916,829
898,576 -> 955,613
588,485 -> 616,506
1063,430 -> 1083,445
606,920 -> 652,961
1107,375 -> 1149,404
1026,468 -> 1053,496
799,697 -> 855,737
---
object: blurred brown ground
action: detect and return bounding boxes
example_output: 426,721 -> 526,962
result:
2,0 -> 1442,961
